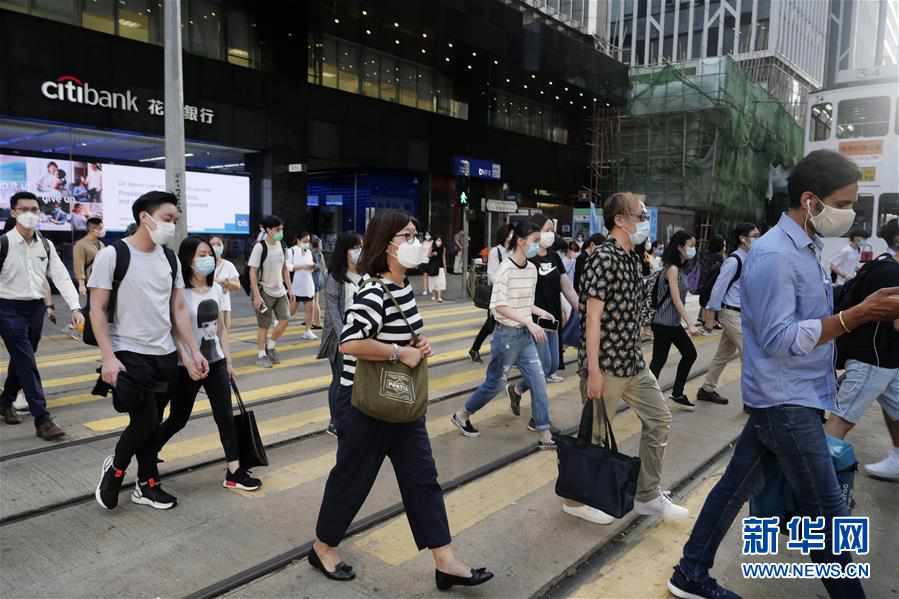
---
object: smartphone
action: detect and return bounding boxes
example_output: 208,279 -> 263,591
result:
258,303 -> 268,314
532,315 -> 558,330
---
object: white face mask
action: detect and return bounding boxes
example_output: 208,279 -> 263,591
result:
145,214 -> 176,246
807,198 -> 856,238
212,244 -> 224,257
15,211 -> 40,229
539,231 -> 555,248
685,246 -> 697,259
393,238 -> 426,269
349,247 -> 362,265
629,221 -> 650,245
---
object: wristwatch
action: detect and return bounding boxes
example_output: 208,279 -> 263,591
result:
389,343 -> 401,363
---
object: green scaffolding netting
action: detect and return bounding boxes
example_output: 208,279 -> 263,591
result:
615,56 -> 804,226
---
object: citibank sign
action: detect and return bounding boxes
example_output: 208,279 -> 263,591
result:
41,74 -> 138,112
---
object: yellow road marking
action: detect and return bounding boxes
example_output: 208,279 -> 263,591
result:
568,471 -> 723,599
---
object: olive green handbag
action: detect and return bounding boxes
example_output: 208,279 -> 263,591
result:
351,281 -> 429,423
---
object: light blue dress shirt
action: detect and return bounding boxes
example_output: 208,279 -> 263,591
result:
707,247 -> 749,311
741,214 -> 836,410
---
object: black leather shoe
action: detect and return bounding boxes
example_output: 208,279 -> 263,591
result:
309,548 -> 355,581
1,405 -> 22,425
435,568 -> 494,591
469,349 -> 482,363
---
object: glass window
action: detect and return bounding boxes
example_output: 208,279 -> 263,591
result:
307,37 -> 318,83
809,102 -> 833,141
321,37 -> 337,89
337,41 -> 359,94
837,97 -> 891,138
399,62 -> 417,108
116,0 -> 153,43
227,7 -> 257,68
435,74 -> 451,115
755,19 -> 769,51
417,69 -> 434,112
188,0 -> 223,60
0,1 -> 28,14
848,194 -> 875,237
361,49 -> 380,98
380,55 -> 398,102
82,0 -> 115,34
879,194 -> 899,230
31,0 -> 77,23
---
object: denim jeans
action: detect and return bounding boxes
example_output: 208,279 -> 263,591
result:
517,329 -> 559,396
464,324 -> 551,431
831,359 -> 899,425
679,405 -> 865,599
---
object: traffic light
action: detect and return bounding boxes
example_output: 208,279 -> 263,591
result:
456,174 -> 470,207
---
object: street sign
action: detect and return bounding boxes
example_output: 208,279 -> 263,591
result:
452,156 -> 502,180
288,163 -> 306,173
486,199 -> 518,213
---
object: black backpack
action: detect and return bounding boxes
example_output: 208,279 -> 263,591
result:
239,239 -> 287,295
698,253 -> 743,308
0,231 -> 52,276
83,240 -> 178,346
833,253 -> 895,369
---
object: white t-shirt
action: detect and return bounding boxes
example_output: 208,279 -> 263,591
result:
248,240 -> 287,298
830,244 -> 861,285
490,257 -> 538,328
87,240 -> 184,355
214,258 -> 239,312
289,246 -> 316,298
184,284 -> 225,364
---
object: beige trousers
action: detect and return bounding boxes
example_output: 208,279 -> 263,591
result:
702,308 -> 742,392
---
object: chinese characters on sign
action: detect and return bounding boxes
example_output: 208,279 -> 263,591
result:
146,99 -> 215,124
742,516 -> 870,557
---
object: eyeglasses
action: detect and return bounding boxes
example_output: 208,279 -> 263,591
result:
627,212 -> 649,222
394,231 -> 417,243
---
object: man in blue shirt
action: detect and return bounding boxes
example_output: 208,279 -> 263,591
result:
669,150 -> 899,599
697,222 -> 759,406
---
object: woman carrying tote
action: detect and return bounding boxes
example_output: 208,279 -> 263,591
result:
310,210 -> 493,591
649,230 -> 700,411
317,231 -> 363,437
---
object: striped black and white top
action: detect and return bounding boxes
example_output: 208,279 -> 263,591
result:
652,265 -> 688,327
339,276 -> 423,386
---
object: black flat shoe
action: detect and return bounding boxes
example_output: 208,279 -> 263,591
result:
309,548 -> 356,581
435,568 -> 494,591
469,349 -> 482,363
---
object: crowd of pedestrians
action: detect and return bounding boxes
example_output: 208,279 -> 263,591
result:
2,147 -> 898,597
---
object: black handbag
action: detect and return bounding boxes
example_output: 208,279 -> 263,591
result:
473,247 -> 499,309
231,379 -> 269,468
555,398 -> 641,519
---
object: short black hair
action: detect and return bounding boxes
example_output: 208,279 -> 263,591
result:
847,228 -> 867,240
878,218 -> 898,246
10,191 -> 38,209
662,230 -> 695,268
707,234 -> 726,253
86,217 -> 103,229
261,215 -> 283,230
585,233 -> 606,249
131,191 -> 178,223
733,222 -> 757,245
46,161 -> 58,170
788,150 -> 860,208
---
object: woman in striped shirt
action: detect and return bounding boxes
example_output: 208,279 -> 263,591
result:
310,210 -> 493,592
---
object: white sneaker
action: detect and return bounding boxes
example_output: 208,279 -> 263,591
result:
562,503 -> 615,525
13,392 -> 27,411
301,330 -> 318,340
546,373 -> 564,384
864,452 -> 899,481
634,493 -> 689,521
422,290 -> 430,296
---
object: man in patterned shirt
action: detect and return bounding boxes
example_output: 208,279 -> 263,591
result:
563,192 -> 688,525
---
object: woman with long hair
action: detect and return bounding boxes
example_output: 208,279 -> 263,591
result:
649,230 -> 700,411
288,232 -> 318,340
317,231 -> 364,437
154,237 -> 261,493
310,210 -> 493,591
310,235 -> 325,328
428,235 -> 448,302
209,236 -> 240,330
452,220 -> 557,449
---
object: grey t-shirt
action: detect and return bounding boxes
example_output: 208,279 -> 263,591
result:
87,240 -> 184,355
248,240 -> 287,298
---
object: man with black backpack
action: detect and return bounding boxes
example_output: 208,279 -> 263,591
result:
696,223 -> 759,407
247,214 -> 293,369
824,218 -> 899,482
0,192 -> 83,439
90,191 -> 208,511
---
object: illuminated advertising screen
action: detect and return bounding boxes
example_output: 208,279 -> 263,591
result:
1,153 -> 249,235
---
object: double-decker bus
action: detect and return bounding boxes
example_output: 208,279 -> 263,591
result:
806,79 -> 898,265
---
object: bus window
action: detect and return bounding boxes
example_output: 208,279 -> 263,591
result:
847,194 -> 875,237
836,96 -> 891,138
878,194 -> 899,230
809,102 -> 832,141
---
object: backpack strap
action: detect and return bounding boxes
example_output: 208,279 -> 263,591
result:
257,240 -> 268,278
162,246 -> 178,289
36,232 -> 51,274
722,253 -> 743,296
107,240 -> 132,322
0,234 -> 8,275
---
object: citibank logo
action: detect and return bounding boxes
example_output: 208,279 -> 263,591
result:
41,74 -> 138,112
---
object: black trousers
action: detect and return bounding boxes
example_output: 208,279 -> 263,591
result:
112,351 -> 178,481
470,313 -> 495,352
155,359 -> 240,463
649,324 -> 697,397
0,299 -> 49,423
315,386 -> 451,550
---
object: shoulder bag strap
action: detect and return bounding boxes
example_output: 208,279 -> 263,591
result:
230,377 -> 248,417
376,280 -> 419,341
0,235 -> 8,274
594,392 -> 619,453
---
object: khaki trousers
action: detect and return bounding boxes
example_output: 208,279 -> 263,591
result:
580,367 -> 672,503
702,308 -> 742,392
